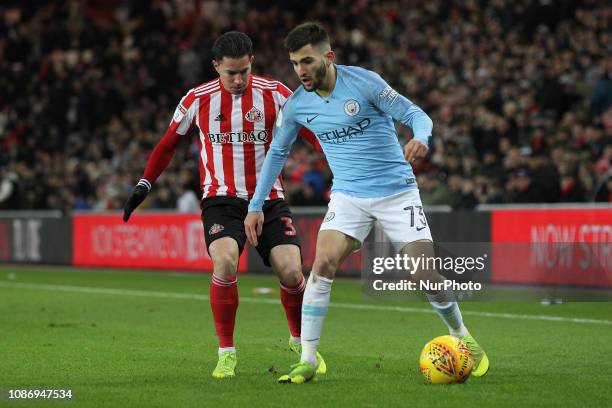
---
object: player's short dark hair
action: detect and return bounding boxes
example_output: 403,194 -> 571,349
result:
212,31 -> 253,60
284,22 -> 330,52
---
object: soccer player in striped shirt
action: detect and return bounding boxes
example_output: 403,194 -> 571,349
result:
245,22 -> 489,383
122,32 -> 325,379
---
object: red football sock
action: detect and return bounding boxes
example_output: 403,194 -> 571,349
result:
210,274 -> 239,348
280,276 -> 306,338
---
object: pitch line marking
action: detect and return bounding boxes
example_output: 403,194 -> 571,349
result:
1,281 -> 611,326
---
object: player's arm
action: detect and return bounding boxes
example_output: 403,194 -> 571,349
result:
245,104 -> 300,246
123,92 -> 196,222
363,70 -> 433,162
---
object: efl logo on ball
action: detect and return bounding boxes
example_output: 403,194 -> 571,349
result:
419,335 -> 474,384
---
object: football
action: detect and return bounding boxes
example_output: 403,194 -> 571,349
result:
419,335 -> 474,384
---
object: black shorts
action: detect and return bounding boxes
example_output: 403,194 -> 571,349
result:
201,196 -> 300,267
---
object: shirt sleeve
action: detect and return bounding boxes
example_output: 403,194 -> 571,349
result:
359,68 -> 433,143
248,101 -> 300,212
141,90 -> 197,186
169,90 -> 197,135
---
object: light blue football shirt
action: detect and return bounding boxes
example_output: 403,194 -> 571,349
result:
248,64 -> 433,211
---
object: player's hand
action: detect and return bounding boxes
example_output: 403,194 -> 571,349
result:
244,211 -> 264,247
122,184 -> 149,222
404,139 -> 429,164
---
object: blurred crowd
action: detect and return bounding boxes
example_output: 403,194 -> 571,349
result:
1,0 -> 611,213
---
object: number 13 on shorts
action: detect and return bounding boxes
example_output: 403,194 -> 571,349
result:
403,205 -> 428,231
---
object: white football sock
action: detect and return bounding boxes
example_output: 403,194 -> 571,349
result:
300,272 -> 333,367
426,286 -> 468,337
218,346 -> 236,355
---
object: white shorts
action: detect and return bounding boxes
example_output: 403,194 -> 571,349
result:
320,189 -> 433,251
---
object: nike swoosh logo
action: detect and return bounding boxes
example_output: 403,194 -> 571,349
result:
306,114 -> 319,123
416,226 -> 427,231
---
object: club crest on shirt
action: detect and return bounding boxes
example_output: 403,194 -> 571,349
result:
208,224 -> 225,235
344,100 -> 360,116
245,107 -> 264,122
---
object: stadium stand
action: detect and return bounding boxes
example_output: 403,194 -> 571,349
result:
0,0 -> 610,212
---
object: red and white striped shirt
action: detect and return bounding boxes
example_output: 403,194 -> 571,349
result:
141,75 -> 319,200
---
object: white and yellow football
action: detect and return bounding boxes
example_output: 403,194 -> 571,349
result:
419,335 -> 474,384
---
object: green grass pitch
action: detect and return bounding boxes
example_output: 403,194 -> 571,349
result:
1,266 -> 611,407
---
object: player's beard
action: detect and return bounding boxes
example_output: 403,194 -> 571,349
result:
303,61 -> 328,92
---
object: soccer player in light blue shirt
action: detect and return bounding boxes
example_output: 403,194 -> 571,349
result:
248,56 -> 433,200
245,22 -> 489,383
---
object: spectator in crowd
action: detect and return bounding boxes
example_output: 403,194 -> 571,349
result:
594,173 -> 612,202
0,168 -> 19,209
176,184 -> 200,213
